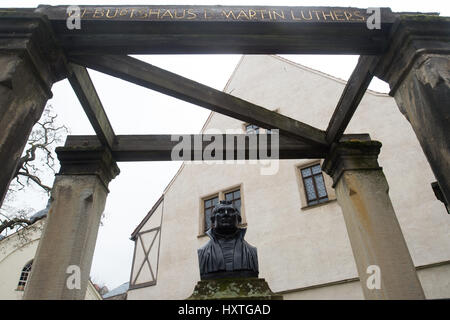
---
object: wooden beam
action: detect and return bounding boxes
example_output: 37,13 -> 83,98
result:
63,134 -> 328,161
69,54 -> 327,147
325,55 -> 380,144
67,63 -> 116,149
38,5 -> 397,54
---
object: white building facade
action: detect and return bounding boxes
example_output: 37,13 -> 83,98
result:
127,55 -> 450,300
0,218 -> 102,300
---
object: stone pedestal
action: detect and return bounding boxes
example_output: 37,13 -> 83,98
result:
323,140 -> 425,300
376,15 -> 450,207
0,13 -> 66,206
187,278 -> 282,300
23,147 -> 119,300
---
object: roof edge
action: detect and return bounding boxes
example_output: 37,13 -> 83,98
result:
272,55 -> 390,97
130,195 -> 164,240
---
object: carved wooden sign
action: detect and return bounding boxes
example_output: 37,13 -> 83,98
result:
42,5 -> 384,23
33,5 -> 396,54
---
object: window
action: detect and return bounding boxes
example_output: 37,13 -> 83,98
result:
203,196 -> 219,232
301,164 -> 329,206
17,260 -> 33,291
200,186 -> 246,236
245,124 -> 259,134
225,189 -> 241,213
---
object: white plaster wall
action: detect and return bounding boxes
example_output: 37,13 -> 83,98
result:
283,280 -> 364,300
127,55 -> 450,300
0,219 -> 101,300
0,220 -> 44,300
85,282 -> 102,300
282,264 -> 450,300
417,264 -> 450,299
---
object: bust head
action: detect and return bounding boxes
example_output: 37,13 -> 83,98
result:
211,200 -> 241,235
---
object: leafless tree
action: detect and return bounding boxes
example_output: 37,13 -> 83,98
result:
0,105 -> 68,236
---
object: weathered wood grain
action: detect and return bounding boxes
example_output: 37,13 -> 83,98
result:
37,5 -> 396,54
67,63 -> 116,150
69,54 -> 327,146
325,55 -> 380,144
64,134 -> 328,161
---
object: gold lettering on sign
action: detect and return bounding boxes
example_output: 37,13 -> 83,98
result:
222,10 -> 236,20
272,10 -> 285,20
93,8 -> 105,18
119,8 -> 128,17
174,9 -> 185,19
80,8 -> 88,18
148,8 -> 160,19
344,11 -> 352,21
187,9 -> 197,19
290,10 -> 301,21
236,10 -> 249,20
301,10 -> 313,20
333,10 -> 346,21
311,10 -> 321,20
353,10 -> 365,21
75,6 -> 367,22
322,11 -> 335,20
248,9 -> 257,20
161,9 -> 174,19
106,8 -> 118,18
135,8 -> 148,18
255,10 -> 267,19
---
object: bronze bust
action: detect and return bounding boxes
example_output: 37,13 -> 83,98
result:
197,200 -> 259,280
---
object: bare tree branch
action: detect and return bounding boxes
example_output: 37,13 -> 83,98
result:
1,104 -> 68,236
11,105 -> 68,195
0,217 -> 33,234
17,172 -> 52,193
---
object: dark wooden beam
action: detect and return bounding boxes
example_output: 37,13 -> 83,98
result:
37,5 -> 397,54
69,54 -> 327,147
67,63 -> 116,149
325,55 -> 380,144
63,134 -> 328,161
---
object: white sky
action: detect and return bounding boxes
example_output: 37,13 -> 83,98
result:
3,0 -> 449,290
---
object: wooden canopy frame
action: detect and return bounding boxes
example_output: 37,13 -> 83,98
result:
2,4 -> 407,160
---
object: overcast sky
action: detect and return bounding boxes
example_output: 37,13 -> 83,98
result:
3,0 -> 449,291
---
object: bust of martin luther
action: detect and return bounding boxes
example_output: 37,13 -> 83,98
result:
197,200 -> 259,280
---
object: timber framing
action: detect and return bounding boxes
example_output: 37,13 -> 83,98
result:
325,55 -> 380,144
63,134 -> 328,161
0,5 -> 443,164
67,63 -> 116,150
38,5 -> 397,54
69,54 -> 327,146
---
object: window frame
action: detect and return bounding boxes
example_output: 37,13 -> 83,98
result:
243,109 -> 279,135
296,160 -> 336,209
199,184 -> 246,237
203,195 -> 219,233
301,164 -> 329,206
244,123 -> 260,134
224,189 -> 242,214
16,260 -> 33,291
